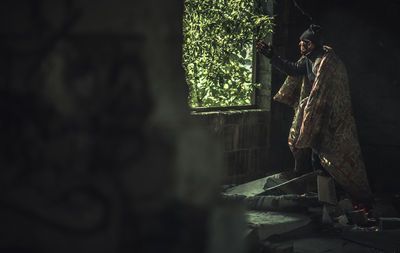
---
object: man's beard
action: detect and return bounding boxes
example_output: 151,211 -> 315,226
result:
301,47 -> 312,55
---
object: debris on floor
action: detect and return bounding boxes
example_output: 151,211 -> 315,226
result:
224,176 -> 272,198
247,211 -> 312,241
224,194 -> 320,212
222,171 -> 400,253
263,171 -> 317,196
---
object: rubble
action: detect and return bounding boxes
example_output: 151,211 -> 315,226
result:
224,171 -> 316,198
263,171 -> 317,196
224,176 -> 272,198
224,194 -> 320,212
337,214 -> 349,225
263,172 -> 290,189
246,211 -> 311,241
222,172 -> 400,253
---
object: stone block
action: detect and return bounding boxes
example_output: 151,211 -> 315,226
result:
337,214 -> 349,225
263,172 -> 291,189
244,113 -> 257,125
247,211 -> 311,241
194,110 -> 270,184
224,176 -> 269,197
237,125 -> 248,148
223,125 -> 236,151
378,217 -> 400,231
254,124 -> 268,147
263,171 -> 317,195
224,172 -> 298,198
223,194 -> 320,212
322,204 -> 333,224
246,194 -> 319,211
224,112 -> 244,124
248,148 -> 268,172
317,175 -> 337,205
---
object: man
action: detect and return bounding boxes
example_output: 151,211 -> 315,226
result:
257,24 -> 372,201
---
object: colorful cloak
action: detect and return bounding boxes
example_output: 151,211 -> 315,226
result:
273,46 -> 372,201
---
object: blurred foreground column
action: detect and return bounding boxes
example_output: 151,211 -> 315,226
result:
0,1 -> 246,253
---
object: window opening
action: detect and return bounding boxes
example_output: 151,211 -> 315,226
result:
183,0 -> 274,109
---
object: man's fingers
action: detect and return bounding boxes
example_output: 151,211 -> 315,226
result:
256,41 -> 266,52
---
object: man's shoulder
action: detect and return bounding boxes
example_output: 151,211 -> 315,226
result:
322,46 -> 334,58
321,46 -> 343,63
320,46 -> 347,75
323,45 -> 333,52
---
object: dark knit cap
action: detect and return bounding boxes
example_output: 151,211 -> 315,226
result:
299,24 -> 322,44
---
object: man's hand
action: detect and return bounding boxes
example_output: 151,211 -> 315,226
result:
256,41 -> 273,58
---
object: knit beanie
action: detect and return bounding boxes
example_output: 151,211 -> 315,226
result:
299,24 -> 322,45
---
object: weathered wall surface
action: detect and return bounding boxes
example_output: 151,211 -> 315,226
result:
191,110 -> 272,185
268,0 -> 297,172
0,1 -> 247,252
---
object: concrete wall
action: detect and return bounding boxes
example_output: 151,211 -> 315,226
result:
191,110 -> 272,185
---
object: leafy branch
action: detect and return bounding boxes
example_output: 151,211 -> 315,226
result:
183,0 -> 274,107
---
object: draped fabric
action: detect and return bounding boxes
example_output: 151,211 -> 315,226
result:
273,47 -> 372,201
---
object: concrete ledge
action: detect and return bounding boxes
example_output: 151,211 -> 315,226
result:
191,108 -> 268,116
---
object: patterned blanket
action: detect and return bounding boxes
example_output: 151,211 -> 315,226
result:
273,46 -> 372,201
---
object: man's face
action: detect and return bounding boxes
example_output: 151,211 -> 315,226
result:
299,40 -> 314,55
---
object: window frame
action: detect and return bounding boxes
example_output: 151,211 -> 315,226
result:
187,0 -> 274,113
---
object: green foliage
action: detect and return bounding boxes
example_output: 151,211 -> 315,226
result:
183,0 -> 274,107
